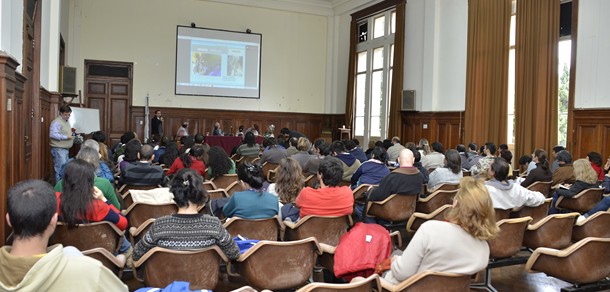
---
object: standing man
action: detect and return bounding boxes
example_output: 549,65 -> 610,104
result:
151,109 -> 164,139
49,105 -> 74,183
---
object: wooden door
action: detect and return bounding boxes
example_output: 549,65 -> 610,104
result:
84,61 -> 132,147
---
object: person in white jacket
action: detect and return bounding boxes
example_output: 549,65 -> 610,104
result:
485,157 -> 545,210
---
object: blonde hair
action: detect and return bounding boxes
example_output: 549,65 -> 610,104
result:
445,177 -> 499,240
573,158 -> 598,185
297,137 -> 311,152
98,141 -> 109,162
275,158 -> 304,203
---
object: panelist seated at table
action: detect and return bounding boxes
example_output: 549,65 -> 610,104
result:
212,122 -> 224,136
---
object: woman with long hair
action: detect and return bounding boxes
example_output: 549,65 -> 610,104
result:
549,158 -> 600,214
427,149 -> 463,190
159,141 -> 180,168
223,162 -> 278,219
521,149 -> 552,187
132,168 -> 240,261
350,146 -> 390,189
587,151 -> 605,181
166,144 -> 206,176
418,138 -> 431,156
206,146 -> 236,179
381,177 -> 498,284
268,158 -> 304,221
236,132 -> 260,157
119,139 -> 142,172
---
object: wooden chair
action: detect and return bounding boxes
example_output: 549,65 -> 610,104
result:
510,198 -> 552,224
416,189 -> 458,213
426,182 -> 459,194
207,189 -> 230,200
556,188 -> 604,213
261,162 -> 279,182
462,170 -> 472,177
230,237 -> 322,290
122,202 -> 178,229
133,246 -> 229,290
471,217 -> 532,292
523,213 -> 580,250
572,211 -> 610,242
223,216 -> 284,241
283,215 -> 353,246
365,194 -> 418,231
118,184 -> 160,195
304,174 -> 319,188
129,218 -> 156,246
526,181 -> 553,198
380,271 -> 471,292
211,174 -> 239,190
203,180 -> 216,191
494,208 -> 512,222
49,221 -> 124,254
226,181 -> 247,196
239,156 -> 260,165
525,237 -> 610,290
230,286 -> 258,292
82,247 -> 126,276
406,204 -> 452,234
296,274 -> 381,292
352,184 -> 376,201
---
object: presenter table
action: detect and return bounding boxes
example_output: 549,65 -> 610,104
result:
205,136 -> 264,155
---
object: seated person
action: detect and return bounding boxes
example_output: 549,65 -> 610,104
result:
485,157 -> 545,210
119,144 -> 165,187
291,137 -> 316,169
427,149 -> 463,190
133,169 -> 240,261
345,139 -> 368,163
368,149 -> 423,203
267,158 -> 304,222
406,144 -> 429,184
331,141 -> 361,181
302,141 -> 330,176
57,140 -> 114,185
295,157 -> 354,218
223,162 -> 279,219
549,158 -> 600,214
552,150 -> 576,186
1,180 -> 127,291
259,137 -> 288,165
236,132 -> 260,158
587,151 -> 605,181
470,142 -> 497,177
350,146 -> 390,189
421,141 -> 446,170
381,177 -> 498,284
520,149 -> 552,188
166,144 -> 206,176
119,139 -> 142,173
206,146 -> 236,179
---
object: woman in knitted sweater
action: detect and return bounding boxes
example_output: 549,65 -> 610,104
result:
133,168 -> 239,261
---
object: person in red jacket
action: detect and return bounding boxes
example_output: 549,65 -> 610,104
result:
166,144 -> 206,176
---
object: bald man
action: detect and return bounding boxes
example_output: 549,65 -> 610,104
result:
368,148 -> 423,202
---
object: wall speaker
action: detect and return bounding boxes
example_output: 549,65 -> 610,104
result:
402,90 -> 416,111
59,66 -> 76,95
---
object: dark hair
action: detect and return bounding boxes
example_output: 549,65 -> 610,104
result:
207,146 -> 232,177
491,157 -> 509,181
160,136 -> 171,147
159,141 -> 180,166
244,132 -> 256,147
318,157 -> 343,187
194,133 -> 205,144
485,142 -> 496,155
170,168 -> 207,208
456,144 -> 466,153
313,138 -> 326,150
406,144 -> 421,163
91,131 -> 106,143
280,128 -> 291,135
61,160 -> 96,228
266,137 -> 277,146
124,139 -> 142,163
344,139 -> 357,151
519,155 -> 532,166
8,180 -> 57,239
289,137 -> 298,147
556,150 -> 572,164
155,110 -> 161,114
140,144 -> 155,160
237,162 -> 264,190
239,125 -> 244,132
382,139 -> 392,150
587,152 -> 603,167
534,149 -> 549,170
180,144 -> 205,168
375,141 -> 384,147
499,144 -> 509,151
431,141 -> 444,154
120,131 -> 136,144
318,143 -> 331,156
500,149 -> 513,164
371,146 -> 388,163
445,149 -> 461,174
331,140 -> 346,154
59,105 -> 72,114
553,145 -> 566,154
468,143 -> 477,151
351,138 -> 360,146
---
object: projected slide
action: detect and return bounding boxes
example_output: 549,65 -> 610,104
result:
175,26 -> 261,98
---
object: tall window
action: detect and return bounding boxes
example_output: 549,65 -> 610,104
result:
507,0 -> 516,145
558,1 -> 572,147
354,10 -> 396,145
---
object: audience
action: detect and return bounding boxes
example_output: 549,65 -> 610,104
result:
485,157 -> 545,210
518,154 -> 533,176
587,151 -> 605,181
421,141 -> 445,170
465,143 -> 481,170
386,137 -> 406,163
365,140 -> 376,159
302,141 -> 330,176
346,139 -> 368,163
119,144 -> 165,187
427,149 -> 463,190
295,157 -> 354,218
456,144 -> 470,170
236,132 -> 260,158
0,179 -> 127,291
550,145 -> 567,173
406,144 -> 429,184
285,137 -> 299,156
499,148 -> 514,178
158,140 -> 180,167
367,149 -> 423,203
417,138 -> 431,156
223,162 -> 279,219
166,144 -> 206,176
259,137 -> 288,164
331,140 -> 361,181
552,150 -> 576,185
206,146 -> 236,179
520,149 -> 552,188
133,168 -> 240,261
470,142 -> 497,177
549,158 -> 599,214
119,139 -> 142,172
350,146 -> 390,189
292,137 -> 316,169
268,158 -> 304,222
381,177 -> 498,285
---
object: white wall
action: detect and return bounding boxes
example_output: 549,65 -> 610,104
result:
575,0 -> 610,109
0,0 -> 23,71
40,0 -> 61,91
68,0 -> 329,113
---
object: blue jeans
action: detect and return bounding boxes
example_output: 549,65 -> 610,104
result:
584,196 -> 610,218
51,147 -> 69,183
119,235 -> 132,254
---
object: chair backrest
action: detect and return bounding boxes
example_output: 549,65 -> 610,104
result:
494,208 -> 512,222
226,181 -> 247,196
526,237 -> 610,284
203,181 -> 216,191
134,246 -> 228,290
523,213 -> 579,250
224,216 -> 283,241
572,211 -> 610,242
510,199 -> 552,224
488,217 -> 532,259
236,237 -> 321,290
462,171 -> 472,177
304,174 -> 319,188
261,162 -> 279,182
123,202 -> 178,229
129,218 -> 156,245
284,215 -> 352,246
81,248 -> 126,276
296,274 -> 381,292
526,181 -> 552,197
366,194 -> 417,222
407,205 -> 451,233
556,188 -> 604,213
207,189 -> 230,200
352,184 -> 375,201
416,189 -> 458,213
211,174 -> 239,190
119,184 -> 159,196
387,271 -> 471,292
50,221 -> 123,254
428,182 -> 460,193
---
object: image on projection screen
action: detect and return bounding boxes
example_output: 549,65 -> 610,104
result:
175,26 -> 261,98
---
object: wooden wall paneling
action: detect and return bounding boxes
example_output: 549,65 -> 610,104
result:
11,73 -> 26,186
39,88 -> 54,182
572,109 -> 610,159
401,111 -> 464,149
